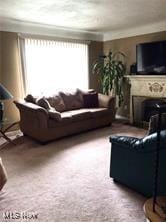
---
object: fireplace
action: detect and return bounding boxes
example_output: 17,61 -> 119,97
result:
126,75 -> 166,124
142,99 -> 166,122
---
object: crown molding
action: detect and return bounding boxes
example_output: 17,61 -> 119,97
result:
0,17 -> 103,42
0,17 -> 166,42
103,20 -> 166,41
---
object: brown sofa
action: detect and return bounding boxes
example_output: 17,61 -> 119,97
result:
14,89 -> 115,143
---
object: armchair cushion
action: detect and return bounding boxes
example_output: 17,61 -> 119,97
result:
110,135 -> 140,149
110,130 -> 166,153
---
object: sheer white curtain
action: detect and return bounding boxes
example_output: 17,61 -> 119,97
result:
22,38 -> 89,96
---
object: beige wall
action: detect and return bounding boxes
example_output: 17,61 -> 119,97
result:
1,31 -> 23,123
104,31 -> 166,117
0,32 -> 2,82
89,41 -> 103,91
104,31 -> 166,74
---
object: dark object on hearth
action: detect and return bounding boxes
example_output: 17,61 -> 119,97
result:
109,118 -> 166,197
142,98 -> 166,122
0,84 -> 13,121
130,63 -> 137,75
148,113 -> 166,135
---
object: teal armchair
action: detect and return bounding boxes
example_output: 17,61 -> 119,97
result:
109,130 -> 166,197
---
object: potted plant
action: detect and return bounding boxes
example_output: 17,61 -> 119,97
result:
92,51 -> 126,107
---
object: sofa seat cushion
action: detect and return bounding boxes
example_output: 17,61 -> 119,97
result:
48,110 -> 62,121
66,109 -> 91,122
89,108 -> 109,118
48,112 -> 73,128
48,109 -> 92,128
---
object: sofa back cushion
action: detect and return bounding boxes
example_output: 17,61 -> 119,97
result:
24,94 -> 37,104
83,92 -> 99,108
46,95 -> 66,112
59,90 -> 83,111
36,97 -> 52,110
24,89 -> 97,112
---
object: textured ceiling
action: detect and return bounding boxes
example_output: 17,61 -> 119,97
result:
0,0 -> 166,35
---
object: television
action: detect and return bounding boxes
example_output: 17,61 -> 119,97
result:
136,40 -> 166,75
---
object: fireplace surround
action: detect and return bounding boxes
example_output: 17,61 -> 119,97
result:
127,75 -> 166,124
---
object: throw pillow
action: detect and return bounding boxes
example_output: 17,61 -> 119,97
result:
46,95 -> 66,112
36,97 -> 53,110
148,113 -> 166,135
77,88 -> 95,105
83,92 -> 99,108
24,94 -> 37,104
48,110 -> 62,121
59,90 -> 83,111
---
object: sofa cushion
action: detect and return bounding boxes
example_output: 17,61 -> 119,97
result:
83,92 -> 99,108
24,94 -> 37,104
48,110 -> 62,121
48,109 -> 91,128
48,112 -> 72,128
66,109 -> 91,122
36,97 -> 53,110
46,95 -> 66,112
59,90 -> 83,111
89,108 -> 109,118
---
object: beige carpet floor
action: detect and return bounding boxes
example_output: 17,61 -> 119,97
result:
0,123 -> 147,222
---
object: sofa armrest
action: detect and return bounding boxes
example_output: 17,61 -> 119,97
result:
98,93 -> 116,109
14,100 -> 49,129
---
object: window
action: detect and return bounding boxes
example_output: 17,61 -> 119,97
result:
23,38 -> 89,96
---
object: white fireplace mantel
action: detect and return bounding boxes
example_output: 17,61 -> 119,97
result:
126,75 -> 166,123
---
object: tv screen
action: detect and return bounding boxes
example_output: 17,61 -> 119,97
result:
136,40 -> 166,74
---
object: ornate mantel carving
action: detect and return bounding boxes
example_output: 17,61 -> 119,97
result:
148,82 -> 165,93
126,75 -> 166,123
